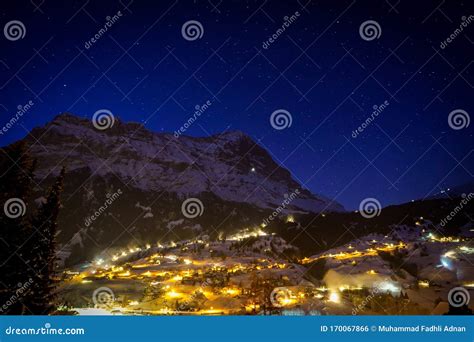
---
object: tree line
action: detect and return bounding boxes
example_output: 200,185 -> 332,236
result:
0,142 -> 64,315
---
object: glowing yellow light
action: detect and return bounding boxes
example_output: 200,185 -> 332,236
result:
286,215 -> 295,223
329,292 -> 340,303
418,280 -> 429,288
129,301 -> 139,305
183,259 -> 192,265
172,275 -> 183,282
166,290 -> 181,299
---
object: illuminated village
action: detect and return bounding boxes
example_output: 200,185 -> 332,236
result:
58,218 -> 474,315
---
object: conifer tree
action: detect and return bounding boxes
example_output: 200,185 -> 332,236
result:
0,142 -> 36,314
28,167 -> 65,314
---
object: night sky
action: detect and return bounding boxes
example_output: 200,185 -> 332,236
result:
0,0 -> 472,210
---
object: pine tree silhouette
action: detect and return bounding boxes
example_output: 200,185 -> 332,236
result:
0,142 -> 36,314
28,167 -> 65,314
1,142 -> 65,315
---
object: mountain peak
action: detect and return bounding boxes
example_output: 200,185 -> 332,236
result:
22,113 -> 344,214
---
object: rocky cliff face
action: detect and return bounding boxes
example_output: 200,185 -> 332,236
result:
16,113 -> 344,264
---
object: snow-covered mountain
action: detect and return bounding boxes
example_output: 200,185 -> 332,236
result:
17,113 -> 343,265
27,113 -> 343,213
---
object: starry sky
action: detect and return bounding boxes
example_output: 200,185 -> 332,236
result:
0,0 -> 472,210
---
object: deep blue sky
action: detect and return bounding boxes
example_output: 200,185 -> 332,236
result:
0,0 -> 472,209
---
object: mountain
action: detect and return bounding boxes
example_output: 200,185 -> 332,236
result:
428,181 -> 474,199
10,113 -> 344,265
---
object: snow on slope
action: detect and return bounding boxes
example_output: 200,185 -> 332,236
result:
26,113 -> 344,213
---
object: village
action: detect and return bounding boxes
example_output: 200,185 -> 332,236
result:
58,223 -> 474,316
